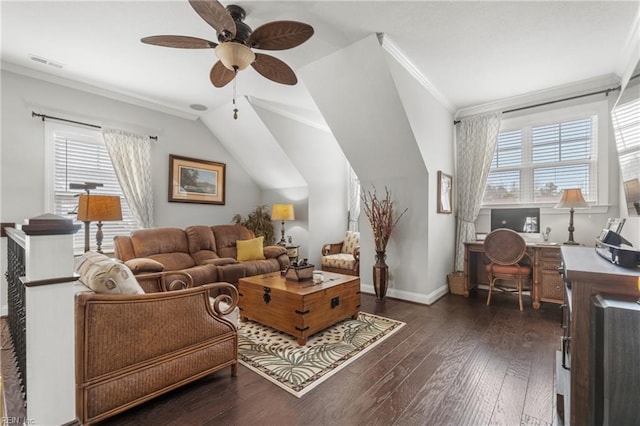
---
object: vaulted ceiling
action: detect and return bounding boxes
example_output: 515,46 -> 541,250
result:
2,1 -> 638,119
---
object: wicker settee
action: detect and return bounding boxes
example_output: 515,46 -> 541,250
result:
74,252 -> 238,424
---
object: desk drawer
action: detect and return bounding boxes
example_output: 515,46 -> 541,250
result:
540,247 -> 561,261
541,271 -> 564,301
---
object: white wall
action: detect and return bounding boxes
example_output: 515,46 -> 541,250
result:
1,69 -> 262,312
254,106 -> 349,267
384,50 -> 456,301
302,34 -> 442,303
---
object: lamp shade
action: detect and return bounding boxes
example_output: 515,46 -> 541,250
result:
271,204 -> 295,221
215,42 -> 256,71
77,195 -> 123,222
554,188 -> 588,209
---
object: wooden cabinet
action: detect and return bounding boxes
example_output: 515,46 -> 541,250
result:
535,247 -> 564,308
558,246 -> 640,425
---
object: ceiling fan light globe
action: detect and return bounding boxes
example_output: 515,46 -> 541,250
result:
215,42 -> 255,71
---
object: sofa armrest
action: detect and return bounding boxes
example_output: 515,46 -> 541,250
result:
201,257 -> 238,267
135,270 -> 194,292
353,246 -> 360,261
125,258 -> 165,274
205,282 -> 239,317
263,245 -> 287,258
322,242 -> 344,256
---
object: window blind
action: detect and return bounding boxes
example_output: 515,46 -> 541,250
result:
484,116 -> 597,204
612,97 -> 640,180
53,133 -> 136,253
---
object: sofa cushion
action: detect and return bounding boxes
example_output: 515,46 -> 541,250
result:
212,225 -> 254,259
148,253 -> 196,271
342,231 -> 360,254
236,236 -> 265,261
186,225 -> 221,264
76,251 -> 144,295
322,253 -> 357,271
241,258 -> 282,277
130,227 -> 190,258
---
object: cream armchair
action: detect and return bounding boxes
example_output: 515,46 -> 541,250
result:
321,231 -> 360,276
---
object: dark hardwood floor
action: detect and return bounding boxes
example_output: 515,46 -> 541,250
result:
2,291 -> 563,425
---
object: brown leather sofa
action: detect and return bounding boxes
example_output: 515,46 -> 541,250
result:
114,225 -> 289,285
75,269 -> 239,424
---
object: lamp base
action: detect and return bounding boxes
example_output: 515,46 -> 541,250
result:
563,240 -> 580,246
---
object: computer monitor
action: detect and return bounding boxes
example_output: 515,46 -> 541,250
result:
491,208 -> 540,234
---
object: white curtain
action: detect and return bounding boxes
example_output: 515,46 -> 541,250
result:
454,112 -> 502,271
102,129 -> 154,228
348,166 -> 360,232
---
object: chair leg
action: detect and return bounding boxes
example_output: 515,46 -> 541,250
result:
486,278 -> 493,306
518,278 -> 523,311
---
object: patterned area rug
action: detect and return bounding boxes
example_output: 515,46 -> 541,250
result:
238,312 -> 405,397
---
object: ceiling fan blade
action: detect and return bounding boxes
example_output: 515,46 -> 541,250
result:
210,60 -> 235,88
141,35 -> 217,49
189,0 -> 236,40
252,53 -> 297,85
248,21 -> 314,50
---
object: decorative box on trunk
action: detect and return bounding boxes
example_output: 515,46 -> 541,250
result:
285,264 -> 314,281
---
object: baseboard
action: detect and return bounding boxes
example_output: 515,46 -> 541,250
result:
360,283 -> 449,305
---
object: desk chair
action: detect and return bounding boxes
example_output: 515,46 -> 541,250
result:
484,228 -> 532,311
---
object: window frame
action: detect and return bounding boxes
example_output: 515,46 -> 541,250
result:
481,100 -> 610,209
44,121 -> 136,254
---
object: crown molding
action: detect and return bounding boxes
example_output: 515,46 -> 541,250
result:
247,96 -> 331,133
1,61 -> 199,121
455,74 -> 620,120
380,35 -> 455,113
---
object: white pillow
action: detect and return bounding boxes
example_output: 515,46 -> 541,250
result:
76,251 -> 144,295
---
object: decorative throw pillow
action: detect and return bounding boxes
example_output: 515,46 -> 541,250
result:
75,251 -> 144,295
342,231 -> 360,254
236,236 -> 265,261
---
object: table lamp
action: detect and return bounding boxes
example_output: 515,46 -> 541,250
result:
554,188 -> 588,245
271,204 -> 294,246
77,194 -> 123,253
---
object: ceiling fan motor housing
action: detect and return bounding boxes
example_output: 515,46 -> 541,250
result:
219,5 -> 252,45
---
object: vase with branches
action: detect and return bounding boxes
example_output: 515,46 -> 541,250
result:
361,187 -> 408,301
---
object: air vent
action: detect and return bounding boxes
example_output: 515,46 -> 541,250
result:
29,54 -> 64,69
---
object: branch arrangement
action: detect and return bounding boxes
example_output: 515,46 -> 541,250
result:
361,187 -> 408,252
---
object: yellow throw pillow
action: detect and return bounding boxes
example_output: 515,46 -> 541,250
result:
236,236 -> 265,261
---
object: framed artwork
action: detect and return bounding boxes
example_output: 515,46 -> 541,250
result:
437,171 -> 453,214
168,154 -> 226,205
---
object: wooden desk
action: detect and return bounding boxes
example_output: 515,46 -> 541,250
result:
463,241 -> 564,309
559,246 -> 640,425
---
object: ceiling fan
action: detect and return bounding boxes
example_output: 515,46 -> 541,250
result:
142,0 -> 314,104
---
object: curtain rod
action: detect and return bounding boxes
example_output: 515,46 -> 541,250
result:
31,112 -> 158,141
453,85 -> 621,125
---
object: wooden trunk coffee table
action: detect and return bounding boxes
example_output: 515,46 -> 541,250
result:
238,271 -> 361,345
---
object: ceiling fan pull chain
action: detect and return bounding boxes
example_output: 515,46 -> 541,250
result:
233,67 -> 238,120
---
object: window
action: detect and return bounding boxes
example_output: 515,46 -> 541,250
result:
45,122 -> 136,253
483,103 -> 603,206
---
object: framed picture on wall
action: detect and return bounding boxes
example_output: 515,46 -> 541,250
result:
437,171 -> 453,214
168,154 -> 226,205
